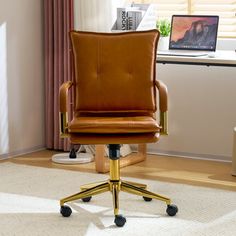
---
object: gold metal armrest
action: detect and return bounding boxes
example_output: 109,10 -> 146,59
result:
59,81 -> 73,138
60,112 -> 69,138
159,111 -> 168,135
155,80 -> 168,135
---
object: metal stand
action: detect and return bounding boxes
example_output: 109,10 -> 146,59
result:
60,144 -> 178,226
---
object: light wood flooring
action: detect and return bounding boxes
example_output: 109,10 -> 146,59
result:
1,150 -> 236,191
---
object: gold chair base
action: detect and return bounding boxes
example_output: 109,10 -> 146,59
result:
60,179 -> 171,216
60,159 -> 172,220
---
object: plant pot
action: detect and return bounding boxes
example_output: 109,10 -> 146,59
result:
158,36 -> 169,51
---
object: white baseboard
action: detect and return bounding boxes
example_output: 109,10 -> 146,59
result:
150,149 -> 231,163
0,145 -> 46,160
132,146 -> 231,163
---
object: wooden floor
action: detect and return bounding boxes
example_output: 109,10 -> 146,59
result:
1,150 -> 236,191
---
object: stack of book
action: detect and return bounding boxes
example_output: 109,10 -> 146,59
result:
116,7 -> 145,31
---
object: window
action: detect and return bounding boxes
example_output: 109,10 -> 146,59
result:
132,0 -> 236,37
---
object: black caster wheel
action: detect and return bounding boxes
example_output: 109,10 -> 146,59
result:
114,214 -> 126,227
60,205 -> 72,217
143,196 -> 152,202
82,196 -> 92,202
69,148 -> 77,159
166,204 -> 178,216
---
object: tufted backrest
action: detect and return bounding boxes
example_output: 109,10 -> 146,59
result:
70,30 -> 159,114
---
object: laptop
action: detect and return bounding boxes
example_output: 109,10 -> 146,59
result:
158,15 -> 219,57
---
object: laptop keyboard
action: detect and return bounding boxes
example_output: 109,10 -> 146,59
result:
157,50 -> 209,57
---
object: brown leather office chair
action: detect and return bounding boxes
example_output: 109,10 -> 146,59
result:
59,29 -> 178,227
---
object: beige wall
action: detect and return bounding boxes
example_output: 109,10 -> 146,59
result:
0,0 -> 45,158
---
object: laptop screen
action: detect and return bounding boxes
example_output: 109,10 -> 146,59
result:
169,15 -> 219,51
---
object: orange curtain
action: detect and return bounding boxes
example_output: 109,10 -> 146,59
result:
44,0 -> 74,150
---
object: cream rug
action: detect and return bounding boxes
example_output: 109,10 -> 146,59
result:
0,163 -> 236,236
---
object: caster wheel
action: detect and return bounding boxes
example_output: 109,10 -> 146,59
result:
82,196 -> 92,202
69,148 -> 77,159
60,205 -> 72,217
166,204 -> 178,216
114,214 -> 126,227
143,196 -> 152,202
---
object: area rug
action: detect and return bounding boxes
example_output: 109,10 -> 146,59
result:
0,163 -> 236,236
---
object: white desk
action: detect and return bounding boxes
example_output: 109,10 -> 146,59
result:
157,50 -> 236,67
151,50 -> 236,161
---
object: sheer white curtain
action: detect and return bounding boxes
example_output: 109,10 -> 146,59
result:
74,0 -> 128,32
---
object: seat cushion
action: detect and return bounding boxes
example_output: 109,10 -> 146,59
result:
69,132 -> 160,145
68,116 -> 160,134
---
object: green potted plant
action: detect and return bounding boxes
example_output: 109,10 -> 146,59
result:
156,19 -> 171,50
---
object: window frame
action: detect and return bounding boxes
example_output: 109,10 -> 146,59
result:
134,0 -> 236,38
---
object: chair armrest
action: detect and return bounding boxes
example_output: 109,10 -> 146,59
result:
155,80 -> 168,135
59,81 -> 73,138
